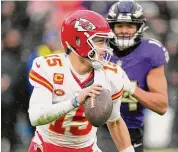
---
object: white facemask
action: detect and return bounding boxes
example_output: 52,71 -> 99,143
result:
86,32 -> 114,69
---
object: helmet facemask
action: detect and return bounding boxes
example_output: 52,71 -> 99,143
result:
86,32 -> 114,69
65,32 -> 114,69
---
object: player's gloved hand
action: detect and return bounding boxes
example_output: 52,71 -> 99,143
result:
77,84 -> 103,105
122,70 -> 137,95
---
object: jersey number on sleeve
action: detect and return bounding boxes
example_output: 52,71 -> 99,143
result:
44,55 -> 62,67
103,63 -> 117,73
48,106 -> 92,136
121,81 -> 138,111
121,91 -> 138,111
149,39 -> 169,63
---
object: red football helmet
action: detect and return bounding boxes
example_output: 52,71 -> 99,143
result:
61,10 -> 114,68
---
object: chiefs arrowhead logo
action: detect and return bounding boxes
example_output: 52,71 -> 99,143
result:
75,18 -> 96,31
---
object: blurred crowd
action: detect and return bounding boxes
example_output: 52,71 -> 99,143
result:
1,1 -> 178,152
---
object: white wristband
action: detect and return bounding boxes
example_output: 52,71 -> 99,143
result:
121,146 -> 135,152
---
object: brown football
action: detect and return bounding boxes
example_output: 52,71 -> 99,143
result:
84,88 -> 113,127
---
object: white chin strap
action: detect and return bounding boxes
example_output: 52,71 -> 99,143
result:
91,61 -> 102,70
89,48 -> 113,70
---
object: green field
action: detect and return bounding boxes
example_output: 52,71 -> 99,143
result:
145,149 -> 178,152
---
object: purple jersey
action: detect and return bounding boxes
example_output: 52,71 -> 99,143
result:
110,38 -> 168,128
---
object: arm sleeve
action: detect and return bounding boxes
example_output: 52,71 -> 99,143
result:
111,66 -> 124,101
28,57 -> 75,126
29,57 -> 54,92
108,66 -> 124,122
28,87 -> 75,126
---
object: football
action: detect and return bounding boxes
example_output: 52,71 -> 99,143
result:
84,88 -> 113,127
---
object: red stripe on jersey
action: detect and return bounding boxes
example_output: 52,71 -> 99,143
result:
29,70 -> 53,92
112,87 -> 124,100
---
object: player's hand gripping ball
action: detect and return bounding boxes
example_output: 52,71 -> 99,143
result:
84,88 -> 113,127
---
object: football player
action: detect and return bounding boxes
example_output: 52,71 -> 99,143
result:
99,1 -> 169,152
28,10 -> 135,152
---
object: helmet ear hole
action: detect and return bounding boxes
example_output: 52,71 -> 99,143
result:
76,36 -> 80,46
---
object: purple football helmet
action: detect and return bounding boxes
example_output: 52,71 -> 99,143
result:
107,1 -> 148,50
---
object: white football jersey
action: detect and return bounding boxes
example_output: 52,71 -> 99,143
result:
29,53 -> 124,149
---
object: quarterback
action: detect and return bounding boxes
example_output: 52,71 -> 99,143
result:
99,1 -> 169,152
28,10 -> 135,152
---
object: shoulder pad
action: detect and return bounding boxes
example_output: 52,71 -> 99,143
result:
145,38 -> 169,67
29,54 -> 65,92
103,63 -> 124,100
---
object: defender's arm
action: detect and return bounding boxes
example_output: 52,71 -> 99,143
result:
133,65 -> 168,115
